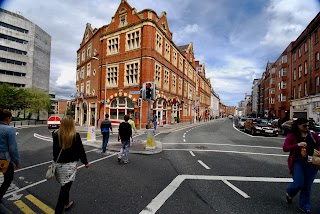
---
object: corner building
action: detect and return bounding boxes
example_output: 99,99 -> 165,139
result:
75,0 -> 211,127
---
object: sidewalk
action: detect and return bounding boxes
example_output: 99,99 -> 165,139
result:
77,119 -> 217,155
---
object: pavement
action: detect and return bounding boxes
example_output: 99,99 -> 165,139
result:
76,119 -> 215,155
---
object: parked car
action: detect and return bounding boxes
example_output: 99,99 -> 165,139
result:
244,118 -> 278,136
238,117 -> 248,130
281,120 -> 293,135
47,116 -> 61,129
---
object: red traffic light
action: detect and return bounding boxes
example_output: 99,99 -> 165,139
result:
146,83 -> 151,89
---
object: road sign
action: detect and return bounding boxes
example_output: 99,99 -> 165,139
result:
130,91 -> 140,95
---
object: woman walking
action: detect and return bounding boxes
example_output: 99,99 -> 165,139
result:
283,118 -> 320,214
52,116 -> 90,214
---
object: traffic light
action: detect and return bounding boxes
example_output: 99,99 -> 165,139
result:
143,82 -> 156,100
137,98 -> 142,107
146,82 -> 152,99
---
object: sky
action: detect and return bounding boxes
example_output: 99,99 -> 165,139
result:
1,0 -> 320,106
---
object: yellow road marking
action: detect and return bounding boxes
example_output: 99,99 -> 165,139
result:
13,200 -> 36,214
25,194 -> 54,214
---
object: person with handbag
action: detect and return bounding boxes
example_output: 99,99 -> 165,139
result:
52,115 -> 90,214
283,118 -> 320,214
0,109 -> 21,201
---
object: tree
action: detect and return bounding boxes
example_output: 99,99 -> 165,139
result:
0,83 -> 18,110
25,87 -> 51,120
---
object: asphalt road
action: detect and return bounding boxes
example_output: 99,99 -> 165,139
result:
1,119 -> 320,213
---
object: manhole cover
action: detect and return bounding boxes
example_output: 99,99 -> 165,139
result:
194,146 -> 207,149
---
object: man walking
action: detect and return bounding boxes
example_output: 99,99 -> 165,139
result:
118,115 -> 132,164
100,114 -> 112,153
0,109 -> 21,200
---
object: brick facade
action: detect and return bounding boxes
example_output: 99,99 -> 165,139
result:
75,0 -> 212,128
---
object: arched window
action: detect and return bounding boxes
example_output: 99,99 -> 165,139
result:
109,97 -> 134,120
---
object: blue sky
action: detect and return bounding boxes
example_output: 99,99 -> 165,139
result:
2,0 -> 320,106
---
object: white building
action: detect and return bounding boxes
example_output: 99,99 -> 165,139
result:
251,79 -> 260,115
210,89 -> 220,118
0,8 -> 51,91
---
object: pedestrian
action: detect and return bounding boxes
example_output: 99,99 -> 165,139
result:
283,118 -> 320,214
153,115 -> 157,130
117,115 -> 132,164
100,114 -> 113,153
52,115 -> 90,214
128,117 -> 137,134
0,109 -> 21,201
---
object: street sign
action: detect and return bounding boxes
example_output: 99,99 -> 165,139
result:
130,91 -> 140,95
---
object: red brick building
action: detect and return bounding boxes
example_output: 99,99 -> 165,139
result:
75,0 -> 211,128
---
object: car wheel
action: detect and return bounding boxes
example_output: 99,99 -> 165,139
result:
274,134 -> 278,137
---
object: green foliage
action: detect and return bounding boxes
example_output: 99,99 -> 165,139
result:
0,84 -> 51,117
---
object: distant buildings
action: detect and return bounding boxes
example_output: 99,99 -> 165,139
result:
0,8 -> 51,91
243,12 -> 320,122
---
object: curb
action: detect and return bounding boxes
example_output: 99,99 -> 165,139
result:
83,140 -> 162,155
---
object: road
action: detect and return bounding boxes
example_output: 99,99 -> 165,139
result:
1,119 -> 320,213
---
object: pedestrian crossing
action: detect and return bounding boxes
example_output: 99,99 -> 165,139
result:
13,194 -> 54,214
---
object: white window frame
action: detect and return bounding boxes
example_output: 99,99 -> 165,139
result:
87,62 -> 91,77
164,40 -> 170,61
77,54 -> 80,65
172,50 -> 177,67
87,44 -> 92,58
155,63 -> 162,88
86,81 -> 90,96
107,36 -> 120,55
164,69 -> 169,90
298,65 -> 302,78
304,61 -> 308,75
82,50 -> 85,62
155,31 -> 162,54
81,67 -> 85,79
106,65 -> 118,87
126,29 -> 140,51
171,73 -> 176,93
124,61 -> 140,86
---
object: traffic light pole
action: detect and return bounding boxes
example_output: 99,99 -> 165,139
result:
140,99 -> 142,130
147,99 -> 151,129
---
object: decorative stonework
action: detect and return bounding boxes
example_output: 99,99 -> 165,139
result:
119,89 -> 123,96
114,93 -> 118,97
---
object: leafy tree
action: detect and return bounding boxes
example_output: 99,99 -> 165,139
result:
0,83 -> 18,110
25,87 -> 51,120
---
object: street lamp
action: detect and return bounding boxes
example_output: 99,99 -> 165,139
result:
92,57 -> 107,120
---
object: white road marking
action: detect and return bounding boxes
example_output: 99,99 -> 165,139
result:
222,180 -> 250,198
183,133 -> 186,138
197,160 -> 210,169
183,139 -> 186,142
163,142 -> 282,150
3,153 -> 119,198
140,174 -> 320,214
15,148 -> 98,172
164,148 -> 287,157
189,151 -> 195,156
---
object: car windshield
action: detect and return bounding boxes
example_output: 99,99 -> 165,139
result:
241,118 -> 247,121
255,119 -> 268,124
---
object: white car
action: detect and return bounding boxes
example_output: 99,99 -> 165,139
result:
238,117 -> 248,130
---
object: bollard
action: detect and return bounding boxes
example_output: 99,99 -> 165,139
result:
145,129 -> 155,150
20,121 -> 22,126
14,122 -> 15,127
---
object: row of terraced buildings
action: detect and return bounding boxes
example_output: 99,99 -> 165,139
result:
244,12 -> 320,122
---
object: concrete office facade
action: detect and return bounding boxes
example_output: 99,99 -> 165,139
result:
0,8 -> 51,91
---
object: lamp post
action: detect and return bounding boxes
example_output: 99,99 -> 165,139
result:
92,57 -> 107,120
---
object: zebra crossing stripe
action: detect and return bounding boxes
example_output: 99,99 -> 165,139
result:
13,200 -> 36,214
25,194 -> 54,214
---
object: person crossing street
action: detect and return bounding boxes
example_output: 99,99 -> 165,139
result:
100,114 -> 113,153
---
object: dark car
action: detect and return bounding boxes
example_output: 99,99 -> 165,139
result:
244,118 -> 278,136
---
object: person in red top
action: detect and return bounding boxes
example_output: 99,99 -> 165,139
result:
283,118 -> 320,214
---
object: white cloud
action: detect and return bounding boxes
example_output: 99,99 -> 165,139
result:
260,0 -> 320,47
2,0 -> 320,107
